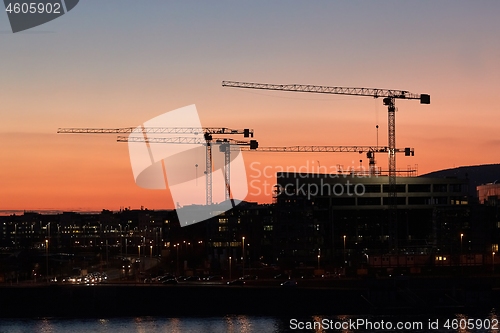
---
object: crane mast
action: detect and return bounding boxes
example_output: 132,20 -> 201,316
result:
222,80 -> 430,252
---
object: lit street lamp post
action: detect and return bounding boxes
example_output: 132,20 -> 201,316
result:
317,255 -> 320,270
45,239 -> 49,283
343,235 -> 346,265
242,237 -> 245,278
229,256 -> 232,281
493,252 -> 496,273
460,233 -> 463,257
137,245 -> 141,281
460,233 -> 464,272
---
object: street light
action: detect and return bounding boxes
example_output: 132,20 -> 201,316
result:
45,239 -> 49,283
317,255 -> 320,270
242,236 -> 245,278
229,256 -> 232,280
493,252 -> 496,273
460,233 -> 464,269
150,245 -> 153,258
343,235 -> 346,264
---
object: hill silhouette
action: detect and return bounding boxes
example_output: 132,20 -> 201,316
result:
421,164 -> 500,197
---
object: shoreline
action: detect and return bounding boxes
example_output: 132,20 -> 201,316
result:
1,276 -> 499,318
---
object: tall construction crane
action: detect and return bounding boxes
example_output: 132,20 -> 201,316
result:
222,80 -> 430,251
58,127 -> 253,205
118,136 -> 259,203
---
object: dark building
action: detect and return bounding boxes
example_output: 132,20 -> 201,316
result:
203,202 -> 274,273
0,209 -> 176,256
475,182 -> 500,262
274,172 -> 470,270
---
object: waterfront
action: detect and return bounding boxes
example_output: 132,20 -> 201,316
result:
1,277 -> 498,318
1,313 -> 500,333
0,316 -> 277,333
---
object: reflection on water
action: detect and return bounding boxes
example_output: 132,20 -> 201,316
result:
35,319 -> 53,333
0,312 -> 499,333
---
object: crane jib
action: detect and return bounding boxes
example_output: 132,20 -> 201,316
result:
222,81 -> 430,104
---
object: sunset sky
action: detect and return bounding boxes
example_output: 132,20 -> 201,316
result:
1,1 -> 499,212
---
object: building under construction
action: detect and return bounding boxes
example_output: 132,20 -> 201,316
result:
273,172 -> 472,272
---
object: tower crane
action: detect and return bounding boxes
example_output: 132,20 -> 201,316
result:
118,136 -> 259,203
222,80 -> 430,251
58,127 -> 253,205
